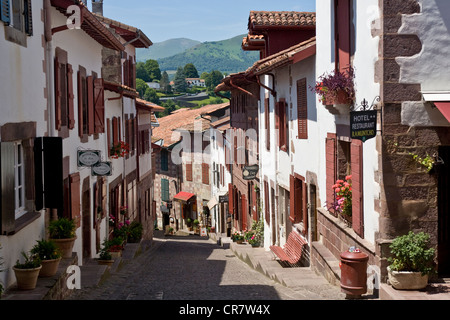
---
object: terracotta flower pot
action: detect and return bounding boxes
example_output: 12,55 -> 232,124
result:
51,237 -> 77,259
98,260 -> 114,266
13,266 -> 42,290
39,258 -> 62,277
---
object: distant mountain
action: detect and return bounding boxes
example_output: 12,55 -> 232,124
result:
137,35 -> 260,75
136,38 -> 201,61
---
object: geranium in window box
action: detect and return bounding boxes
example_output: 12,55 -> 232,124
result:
110,141 -> 130,159
312,67 -> 355,111
331,175 -> 352,223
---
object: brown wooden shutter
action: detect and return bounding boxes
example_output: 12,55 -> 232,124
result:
94,78 -> 105,134
289,175 -> 296,223
186,163 -> 193,181
67,64 -> 75,130
77,70 -> 84,137
87,76 -> 95,135
302,180 -> 308,235
112,117 -> 119,146
54,57 -> 62,131
351,139 -> 364,237
69,172 -> 81,228
336,0 -> 351,73
228,183 -> 234,214
264,181 -> 270,224
326,134 -> 337,213
241,194 -> 247,230
107,118 -> 111,156
202,163 -> 209,185
297,78 -> 308,139
24,0 -> 33,36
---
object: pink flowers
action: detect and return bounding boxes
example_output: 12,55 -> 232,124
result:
332,175 -> 352,216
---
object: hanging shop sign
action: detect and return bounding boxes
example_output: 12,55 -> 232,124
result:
350,110 -> 377,142
242,165 -> 259,181
219,195 -> 229,203
92,162 -> 112,177
77,150 -> 101,167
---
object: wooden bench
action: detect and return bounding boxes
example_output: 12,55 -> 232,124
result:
269,231 -> 307,267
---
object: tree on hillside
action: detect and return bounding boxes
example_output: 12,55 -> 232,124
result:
136,62 -> 150,82
173,66 -> 187,92
160,71 -> 171,93
204,70 -> 224,91
143,87 -> 160,105
136,78 -> 150,97
144,59 -> 161,82
184,63 -> 199,78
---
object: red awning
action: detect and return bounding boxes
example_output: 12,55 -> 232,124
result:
173,192 -> 195,202
435,102 -> 450,123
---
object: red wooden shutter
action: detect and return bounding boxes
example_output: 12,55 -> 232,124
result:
69,173 -> 81,228
297,78 -> 308,139
107,118 -> 111,156
241,194 -> 247,230
87,76 -> 95,135
326,134 -> 337,213
264,181 -> 270,224
228,183 -> 234,214
302,180 -> 308,235
67,64 -> 75,130
77,70 -> 84,137
93,181 -> 98,228
202,163 -> 210,185
351,139 -> 364,237
186,163 -> 193,181
54,56 -> 62,131
94,78 -> 105,134
112,117 -> 119,146
335,0 -> 351,73
289,175 -> 296,223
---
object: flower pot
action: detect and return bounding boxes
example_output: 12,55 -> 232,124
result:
110,250 -> 122,259
13,266 -> 42,290
236,239 -> 244,244
51,237 -> 77,259
387,267 -> 429,290
39,258 -> 62,277
322,89 -> 352,106
98,260 -> 114,266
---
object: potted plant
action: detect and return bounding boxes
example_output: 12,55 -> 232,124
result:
13,252 -> 42,290
248,235 -> 261,248
97,240 -> 114,266
332,175 -> 352,224
232,232 -> 244,244
387,231 -> 436,290
107,237 -> 125,258
312,67 -> 355,113
110,141 -> 130,159
193,219 -> 200,233
127,221 -> 143,243
49,218 -> 77,259
31,240 -> 62,277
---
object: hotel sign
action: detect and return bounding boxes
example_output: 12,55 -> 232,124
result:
77,150 -> 101,167
92,162 -> 112,177
242,165 -> 259,181
350,110 -> 377,143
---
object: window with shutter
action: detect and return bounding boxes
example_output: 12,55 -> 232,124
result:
87,76 -> 95,135
264,180 -> 270,224
69,173 -> 81,228
94,78 -> 105,134
161,178 -> 169,202
297,78 -> 308,139
277,99 -> 287,150
228,183 -> 233,215
186,163 -> 193,181
54,57 -> 62,131
67,64 -> 75,130
335,0 -> 352,73
241,194 -> 247,230
202,163 -> 209,185
0,0 -> 11,25
1,142 -> 16,234
161,149 -> 169,171
77,67 -> 88,138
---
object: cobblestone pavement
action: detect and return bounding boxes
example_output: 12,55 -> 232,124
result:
68,232 -> 342,301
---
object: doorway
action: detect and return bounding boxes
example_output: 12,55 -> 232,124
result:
438,146 -> 450,276
82,188 -> 91,262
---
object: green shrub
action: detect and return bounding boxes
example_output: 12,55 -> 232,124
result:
14,252 -> 41,269
127,221 -> 143,243
31,240 -> 61,260
49,218 -> 76,239
388,231 -> 436,275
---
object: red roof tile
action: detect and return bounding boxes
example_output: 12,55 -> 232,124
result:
249,11 -> 316,29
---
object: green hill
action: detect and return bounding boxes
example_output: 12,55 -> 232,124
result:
136,38 -> 201,61
152,35 -> 260,75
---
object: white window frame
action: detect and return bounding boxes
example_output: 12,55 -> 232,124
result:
14,141 -> 26,219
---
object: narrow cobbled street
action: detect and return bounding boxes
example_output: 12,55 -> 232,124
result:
67,231 -> 343,301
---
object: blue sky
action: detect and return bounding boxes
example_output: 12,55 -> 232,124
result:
93,0 -> 316,43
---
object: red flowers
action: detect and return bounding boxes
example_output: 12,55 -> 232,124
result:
110,141 -> 130,159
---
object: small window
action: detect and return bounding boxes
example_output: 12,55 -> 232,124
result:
161,179 -> 169,202
14,141 -> 26,219
161,149 -> 169,171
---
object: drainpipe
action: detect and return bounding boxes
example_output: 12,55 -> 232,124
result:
44,0 -> 55,138
256,73 -> 276,98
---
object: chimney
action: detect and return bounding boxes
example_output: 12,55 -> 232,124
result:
92,0 -> 103,16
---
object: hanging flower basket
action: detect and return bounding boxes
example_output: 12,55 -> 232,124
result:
312,67 -> 355,113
